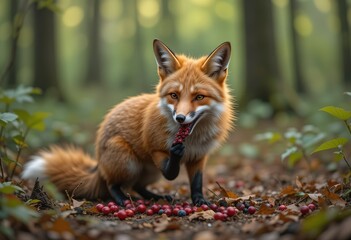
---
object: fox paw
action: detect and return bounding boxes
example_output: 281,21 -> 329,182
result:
192,195 -> 211,206
170,143 -> 185,161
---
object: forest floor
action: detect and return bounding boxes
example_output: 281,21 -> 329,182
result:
3,127 -> 351,240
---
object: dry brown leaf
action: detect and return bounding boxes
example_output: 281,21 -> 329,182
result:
72,198 -> 85,208
295,176 -> 303,189
279,185 -> 297,197
188,210 -> 215,221
257,204 -> 276,215
321,188 -> 346,207
49,217 -> 74,234
307,193 -> 322,202
216,182 -> 239,198
153,214 -> 181,233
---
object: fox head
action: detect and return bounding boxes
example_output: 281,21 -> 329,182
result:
154,39 -> 232,134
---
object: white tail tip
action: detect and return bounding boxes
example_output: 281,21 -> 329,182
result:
21,156 -> 47,180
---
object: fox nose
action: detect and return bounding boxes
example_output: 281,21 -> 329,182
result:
176,114 -> 186,123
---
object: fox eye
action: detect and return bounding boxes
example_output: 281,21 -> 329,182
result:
195,95 -> 204,101
170,93 -> 178,99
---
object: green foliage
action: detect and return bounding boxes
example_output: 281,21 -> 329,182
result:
320,106 -> 351,121
0,85 -> 50,180
313,138 -> 348,154
255,125 -> 325,168
0,182 -> 39,239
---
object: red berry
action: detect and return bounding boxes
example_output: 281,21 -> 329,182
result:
172,207 -> 180,216
125,209 -> 135,217
151,204 -> 161,213
137,204 -> 146,213
182,201 -> 191,207
107,201 -> 116,208
192,206 -> 198,212
96,203 -> 104,212
125,203 -> 133,209
308,203 -> 316,211
146,209 -> 154,216
110,205 -> 119,213
162,204 -> 171,210
214,212 -> 225,221
278,205 -> 287,211
124,200 -> 131,206
236,202 -> 245,211
184,207 -> 193,215
300,206 -> 310,215
218,206 -> 226,213
136,199 -> 144,205
116,210 -> 127,220
164,208 -> 172,216
248,206 -> 256,215
210,204 -> 218,211
201,204 -> 209,211
101,206 -> 111,215
227,207 -> 237,217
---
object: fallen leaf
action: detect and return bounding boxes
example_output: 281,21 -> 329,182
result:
188,210 -> 215,221
321,188 -> 346,207
72,198 -> 85,208
153,214 -> 181,233
279,186 -> 297,197
307,193 -> 322,202
216,182 -> 239,198
257,204 -> 276,215
296,176 -> 303,189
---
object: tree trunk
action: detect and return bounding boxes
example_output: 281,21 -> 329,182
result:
289,0 -> 305,93
33,4 -> 64,101
241,0 -> 280,109
336,0 -> 351,85
85,0 -> 101,85
7,0 -> 18,88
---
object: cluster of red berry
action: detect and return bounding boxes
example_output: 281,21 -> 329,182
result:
95,199 -> 258,221
172,124 -> 191,145
277,203 -> 316,215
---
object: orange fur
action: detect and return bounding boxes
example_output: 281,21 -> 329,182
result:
22,40 -> 235,202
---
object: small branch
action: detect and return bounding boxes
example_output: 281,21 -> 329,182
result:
344,120 -> 351,136
340,150 -> 351,172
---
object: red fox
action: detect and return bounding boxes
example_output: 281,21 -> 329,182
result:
22,39 -> 234,206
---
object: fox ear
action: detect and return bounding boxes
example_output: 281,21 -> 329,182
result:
153,39 -> 181,79
201,42 -> 231,83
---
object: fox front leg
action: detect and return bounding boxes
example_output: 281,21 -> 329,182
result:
161,143 -> 184,180
186,157 -> 210,206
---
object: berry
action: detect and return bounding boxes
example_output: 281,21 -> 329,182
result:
101,206 -> 111,215
278,205 -> 287,211
110,205 -> 119,213
236,202 -> 245,211
248,206 -> 256,215
172,207 -> 180,216
226,207 -> 237,217
116,210 -> 127,220
218,206 -> 226,213
125,203 -> 133,209
243,208 -> 249,214
214,212 -> 225,221
182,201 -> 191,208
137,204 -> 147,213
244,201 -> 251,208
125,209 -> 135,217
136,199 -> 144,205
107,201 -> 116,208
123,200 -> 131,206
96,203 -> 104,212
146,209 -> 154,216
158,209 -> 165,215
151,204 -> 161,213
210,204 -> 218,211
192,206 -> 198,212
162,204 -> 171,210
178,209 -> 187,217
164,208 -> 173,216
308,203 -> 316,211
184,207 -> 193,215
300,206 -> 310,215
200,204 -> 209,211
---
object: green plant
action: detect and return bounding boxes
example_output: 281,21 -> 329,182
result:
255,125 -> 325,168
312,94 -> 351,172
0,85 -> 50,180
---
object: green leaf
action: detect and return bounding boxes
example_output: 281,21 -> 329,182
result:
12,135 -> 28,148
0,182 -> 25,194
0,112 -> 18,127
27,112 -> 50,131
312,138 -> 349,154
254,132 -> 282,144
320,106 -> 351,121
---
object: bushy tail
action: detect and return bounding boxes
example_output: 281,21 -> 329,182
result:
22,146 -> 108,200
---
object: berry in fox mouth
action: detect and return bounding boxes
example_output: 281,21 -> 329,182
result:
173,124 -> 191,145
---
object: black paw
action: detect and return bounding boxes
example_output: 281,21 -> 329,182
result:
170,143 -> 185,161
192,195 -> 211,206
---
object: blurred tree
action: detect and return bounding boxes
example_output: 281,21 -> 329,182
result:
289,0 -> 305,93
7,0 -> 18,87
85,0 -> 102,85
158,0 -> 177,47
241,0 -> 281,110
33,4 -> 64,101
336,0 -> 351,85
